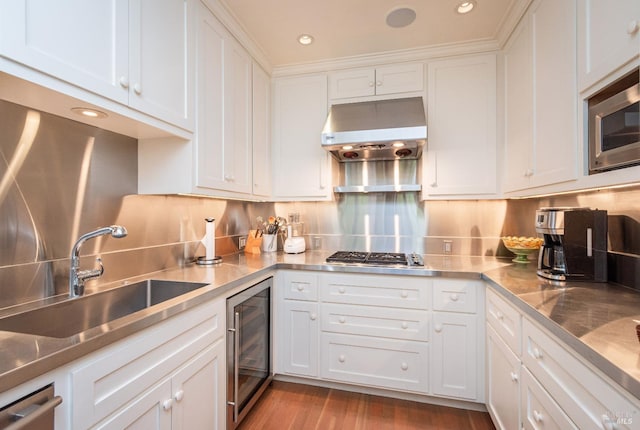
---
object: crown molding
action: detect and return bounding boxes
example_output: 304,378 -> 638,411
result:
201,0 -> 273,73
494,0 -> 533,49
271,39 -> 501,77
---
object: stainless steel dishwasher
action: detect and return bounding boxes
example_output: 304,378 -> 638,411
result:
0,384 -> 62,429
227,277 -> 272,430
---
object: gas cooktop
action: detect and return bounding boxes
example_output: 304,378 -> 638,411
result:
326,251 -> 424,267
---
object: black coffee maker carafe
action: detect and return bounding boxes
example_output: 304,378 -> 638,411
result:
535,207 -> 608,282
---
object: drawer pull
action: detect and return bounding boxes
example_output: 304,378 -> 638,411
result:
310,313 -> 317,321
401,321 -> 409,329
338,354 -> 346,363
434,324 -> 443,333
174,389 -> 184,402
533,410 -> 544,423
628,20 -> 639,35
162,399 -> 173,411
510,371 -> 518,382
296,284 -> 304,291
339,316 -> 346,324
450,293 -> 459,302
401,362 -> 409,371
400,290 -> 409,298
532,347 -> 543,359
338,287 -> 346,294
496,311 -> 504,320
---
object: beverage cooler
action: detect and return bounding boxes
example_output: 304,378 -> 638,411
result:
226,277 -> 272,429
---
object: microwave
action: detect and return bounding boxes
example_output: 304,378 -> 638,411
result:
588,75 -> 640,174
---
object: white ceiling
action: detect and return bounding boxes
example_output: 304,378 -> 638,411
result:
220,0 -> 518,67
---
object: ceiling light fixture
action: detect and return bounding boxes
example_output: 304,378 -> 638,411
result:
297,34 -> 314,45
71,107 -> 108,119
386,7 -> 416,28
456,1 -> 476,14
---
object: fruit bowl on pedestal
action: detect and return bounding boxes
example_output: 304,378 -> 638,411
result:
501,236 -> 543,264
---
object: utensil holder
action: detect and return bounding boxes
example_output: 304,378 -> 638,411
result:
261,234 -> 277,252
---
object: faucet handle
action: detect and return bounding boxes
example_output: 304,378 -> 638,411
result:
95,257 -> 104,277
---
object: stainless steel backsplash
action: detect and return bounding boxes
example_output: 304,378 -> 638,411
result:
0,99 -> 638,308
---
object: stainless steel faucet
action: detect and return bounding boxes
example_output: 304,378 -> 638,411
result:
69,225 -> 128,298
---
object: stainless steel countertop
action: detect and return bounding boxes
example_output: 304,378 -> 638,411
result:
1,250 -> 639,403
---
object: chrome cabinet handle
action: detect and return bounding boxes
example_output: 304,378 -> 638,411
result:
5,396 -> 62,430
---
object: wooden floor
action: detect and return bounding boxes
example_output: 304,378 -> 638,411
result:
237,381 -> 496,430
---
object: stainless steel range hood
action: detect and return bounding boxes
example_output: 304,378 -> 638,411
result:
321,97 -> 427,162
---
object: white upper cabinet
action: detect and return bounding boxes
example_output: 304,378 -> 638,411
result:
0,0 -> 194,131
273,74 -> 331,200
577,0 -> 640,91
503,0 -> 577,193
196,6 -> 252,195
423,54 -> 497,198
138,1 -> 266,199
252,63 -> 272,198
128,0 -> 195,131
329,63 -> 424,100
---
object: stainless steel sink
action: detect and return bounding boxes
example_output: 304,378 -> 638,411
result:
0,279 -> 208,338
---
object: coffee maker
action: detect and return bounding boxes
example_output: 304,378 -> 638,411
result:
535,207 -> 608,282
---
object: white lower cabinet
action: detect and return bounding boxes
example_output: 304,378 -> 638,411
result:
486,324 -> 521,430
280,299 -> 319,377
521,367 -> 576,430
321,332 -> 429,393
487,288 -> 640,430
94,341 -> 224,430
431,312 -> 478,400
276,271 -> 485,403
71,299 -> 225,430
277,271 -> 320,377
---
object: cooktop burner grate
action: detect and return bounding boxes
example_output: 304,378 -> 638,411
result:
326,251 -> 423,266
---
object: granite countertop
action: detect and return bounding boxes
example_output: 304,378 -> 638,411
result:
1,250 -> 639,403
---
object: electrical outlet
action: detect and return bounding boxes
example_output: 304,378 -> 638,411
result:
443,240 -> 452,255
239,236 -> 246,250
313,237 -> 322,249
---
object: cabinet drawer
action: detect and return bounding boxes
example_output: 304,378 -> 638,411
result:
282,271 -> 318,301
321,333 -> 429,393
71,299 -> 224,429
486,289 -> 521,355
319,273 -> 429,309
522,318 -> 640,430
321,303 -> 429,341
433,278 -> 479,314
521,367 -> 577,430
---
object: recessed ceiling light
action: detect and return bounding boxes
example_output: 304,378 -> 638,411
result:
297,34 -> 314,45
386,7 -> 416,28
456,1 -> 476,14
71,107 -> 108,119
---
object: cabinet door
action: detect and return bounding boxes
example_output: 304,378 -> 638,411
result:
486,325 -> 521,430
431,312 -> 478,400
94,380 -> 172,430
129,0 -> 194,130
280,300 -> 319,376
196,3 -> 251,195
425,55 -> 496,196
172,340 -> 225,430
329,68 -> 376,99
252,63 -> 272,198
0,0 -> 129,104
578,0 -> 640,90
521,367 -> 577,430
273,74 -> 331,199
530,0 -> 577,188
375,63 -> 424,96
222,36 -> 252,194
503,15 -> 534,192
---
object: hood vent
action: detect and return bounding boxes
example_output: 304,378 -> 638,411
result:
321,97 -> 427,162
